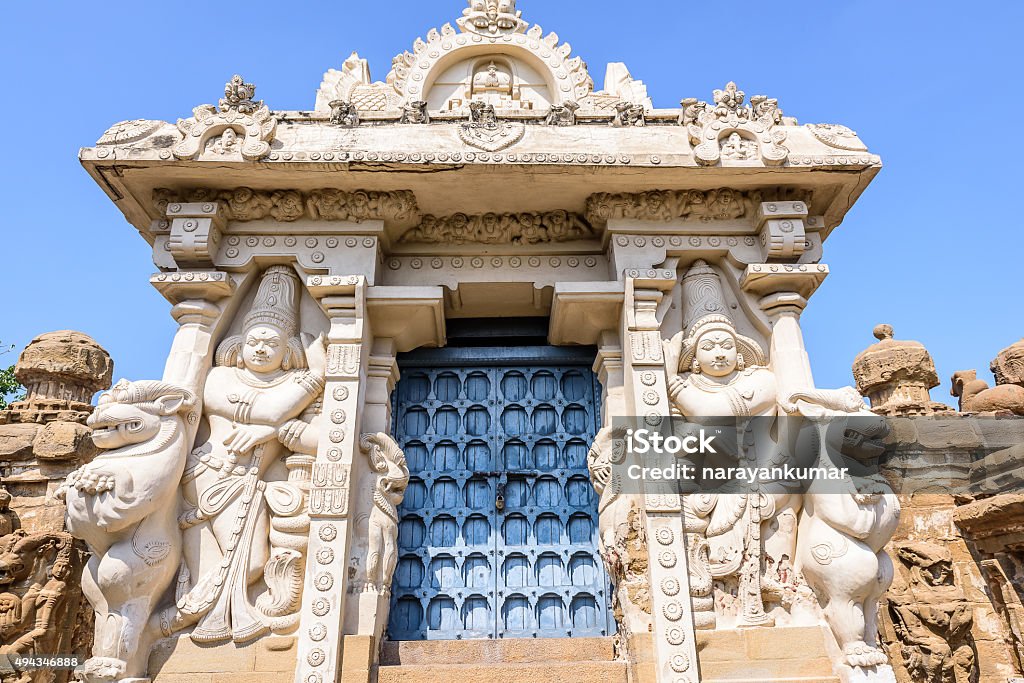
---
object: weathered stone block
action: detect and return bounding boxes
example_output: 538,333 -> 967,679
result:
149,636 -> 257,674
0,423 -> 40,459
253,636 -> 297,673
33,421 -> 96,461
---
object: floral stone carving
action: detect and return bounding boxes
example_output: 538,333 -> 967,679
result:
173,75 -> 277,162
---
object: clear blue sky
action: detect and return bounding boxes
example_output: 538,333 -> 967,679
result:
2,1 -> 1021,402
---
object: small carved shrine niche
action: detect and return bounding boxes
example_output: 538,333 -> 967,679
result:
427,56 -> 551,112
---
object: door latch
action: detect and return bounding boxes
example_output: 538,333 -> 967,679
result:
495,482 -> 506,511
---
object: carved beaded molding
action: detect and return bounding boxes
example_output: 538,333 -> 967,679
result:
153,188 -> 420,224
585,187 -> 813,226
398,210 -> 595,244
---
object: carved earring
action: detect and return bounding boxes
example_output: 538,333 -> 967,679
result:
691,358 -> 701,375
737,353 -> 745,371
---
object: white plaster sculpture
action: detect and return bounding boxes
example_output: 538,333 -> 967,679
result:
785,388 -> 900,669
173,265 -> 326,643
59,380 -> 197,683
663,260 -> 789,629
360,432 -> 409,593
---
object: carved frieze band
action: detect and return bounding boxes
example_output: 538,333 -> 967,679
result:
585,187 -> 812,226
398,210 -> 595,245
153,188 -> 420,224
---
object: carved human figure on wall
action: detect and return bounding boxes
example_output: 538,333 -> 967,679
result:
360,433 -> 410,593
175,265 -> 326,643
664,260 -> 797,629
887,541 -> 977,683
720,132 -> 757,160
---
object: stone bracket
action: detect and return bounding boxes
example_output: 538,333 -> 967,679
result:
756,201 -> 808,261
166,202 -> 226,268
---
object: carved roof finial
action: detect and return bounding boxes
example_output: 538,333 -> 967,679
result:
873,323 -> 895,341
460,0 -> 527,36
219,75 -> 261,115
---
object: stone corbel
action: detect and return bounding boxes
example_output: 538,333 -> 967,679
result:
366,286 -> 446,352
756,200 -> 808,261
548,281 -> 624,347
295,275 -> 367,683
166,201 -> 226,268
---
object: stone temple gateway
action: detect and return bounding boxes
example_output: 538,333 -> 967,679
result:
46,1 -> 933,681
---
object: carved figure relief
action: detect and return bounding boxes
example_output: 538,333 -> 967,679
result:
173,75 -> 277,162
785,388 -> 900,668
886,541 -> 977,683
59,380 -> 197,683
458,101 -> 526,151
329,100 -> 360,127
684,81 -> 788,166
612,101 -> 646,127
400,100 -> 430,124
545,100 -> 579,126
359,433 -> 409,593
173,266 -> 326,644
0,531 -> 86,683
399,210 -> 594,245
588,427 -> 652,635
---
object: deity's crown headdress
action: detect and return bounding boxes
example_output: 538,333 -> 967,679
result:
678,260 -> 766,371
243,265 -> 300,337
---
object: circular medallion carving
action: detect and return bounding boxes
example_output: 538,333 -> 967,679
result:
317,548 -> 335,565
312,598 -> 330,616
314,573 -> 334,591
331,409 -> 347,424
643,390 -> 659,406
327,448 -> 342,462
640,372 -> 657,386
655,527 -> 674,545
310,623 -> 328,641
658,550 -> 677,568
306,674 -> 323,683
662,577 -> 681,596
329,429 -> 345,443
307,649 -> 326,667
665,626 -> 686,645
333,387 -> 349,401
319,524 -> 337,542
670,653 -> 690,673
662,600 -> 683,620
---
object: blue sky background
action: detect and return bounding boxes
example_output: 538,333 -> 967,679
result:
2,1 -> 1021,402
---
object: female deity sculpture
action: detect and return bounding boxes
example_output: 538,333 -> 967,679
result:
174,265 -> 326,643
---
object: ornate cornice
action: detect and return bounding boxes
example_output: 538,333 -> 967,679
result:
398,210 -> 595,245
152,188 -> 420,224
585,188 -> 812,226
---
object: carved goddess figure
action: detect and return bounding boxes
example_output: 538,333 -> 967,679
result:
175,266 -> 326,643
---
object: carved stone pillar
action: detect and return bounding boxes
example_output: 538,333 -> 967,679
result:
295,275 -> 367,683
623,276 -> 699,683
150,271 -> 235,395
740,265 -> 828,402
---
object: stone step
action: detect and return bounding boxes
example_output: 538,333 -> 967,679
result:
375,661 -> 628,683
380,636 -> 616,666
704,679 -> 840,683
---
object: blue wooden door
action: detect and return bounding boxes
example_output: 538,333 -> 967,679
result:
387,350 -> 613,641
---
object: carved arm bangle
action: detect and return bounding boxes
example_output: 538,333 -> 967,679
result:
278,419 -> 308,451
294,371 -> 326,397
667,374 -> 686,403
